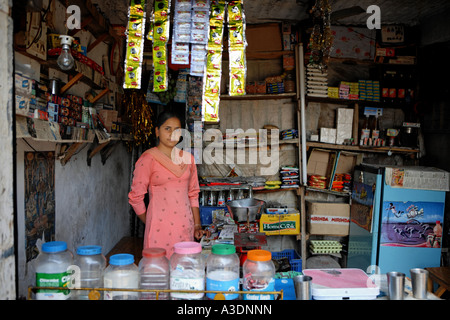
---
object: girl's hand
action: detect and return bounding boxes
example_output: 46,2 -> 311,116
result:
194,224 -> 211,240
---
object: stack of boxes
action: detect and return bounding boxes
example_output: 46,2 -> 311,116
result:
336,108 -> 354,145
306,64 -> 328,98
358,80 -> 380,102
339,81 -> 359,100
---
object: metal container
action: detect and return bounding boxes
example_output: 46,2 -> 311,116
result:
226,198 -> 265,222
293,275 -> 312,300
410,268 -> 429,299
387,271 -> 405,300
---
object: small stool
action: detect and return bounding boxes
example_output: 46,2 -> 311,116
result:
425,267 -> 450,298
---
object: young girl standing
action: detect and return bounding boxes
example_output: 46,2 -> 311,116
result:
128,111 -> 207,258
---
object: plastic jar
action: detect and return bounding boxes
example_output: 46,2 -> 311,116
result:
103,254 -> 139,300
73,245 -> 106,300
34,241 -> 73,300
169,241 -> 205,300
138,248 -> 170,300
206,244 -> 240,300
242,249 -> 276,300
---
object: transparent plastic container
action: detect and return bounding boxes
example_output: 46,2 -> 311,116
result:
34,241 -> 73,300
73,245 -> 106,300
138,248 -> 170,300
206,244 -> 240,300
103,254 -> 139,300
242,249 -> 276,300
170,241 -> 205,300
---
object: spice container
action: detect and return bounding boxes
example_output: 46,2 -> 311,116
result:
104,254 -> 139,300
170,241 -> 205,300
206,244 -> 240,300
34,241 -> 73,300
242,249 -> 275,300
73,245 -> 106,300
139,248 -> 170,300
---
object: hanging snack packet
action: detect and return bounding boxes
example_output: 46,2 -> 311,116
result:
209,0 -> 226,25
228,49 -> 246,70
229,69 -> 246,95
202,94 -> 220,122
227,0 -> 243,25
228,25 -> 245,47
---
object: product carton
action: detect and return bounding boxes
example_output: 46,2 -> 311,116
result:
260,211 -> 300,236
307,149 -> 337,182
306,201 -> 350,236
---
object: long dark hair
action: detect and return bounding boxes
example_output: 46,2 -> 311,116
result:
155,110 -> 182,128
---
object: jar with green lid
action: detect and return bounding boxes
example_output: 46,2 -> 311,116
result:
206,244 -> 240,300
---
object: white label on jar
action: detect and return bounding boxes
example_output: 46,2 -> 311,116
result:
35,272 -> 71,300
170,277 -> 204,299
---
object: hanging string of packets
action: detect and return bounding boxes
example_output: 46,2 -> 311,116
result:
202,0 -> 247,123
172,0 -> 210,77
144,0 -> 172,93
308,0 -> 333,71
123,0 -> 146,89
123,90 -> 154,150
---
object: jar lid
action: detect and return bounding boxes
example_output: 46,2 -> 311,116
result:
212,244 -> 236,255
247,249 -> 271,262
173,241 -> 202,255
77,245 -> 102,256
42,241 -> 67,253
109,253 -> 134,266
142,248 -> 166,258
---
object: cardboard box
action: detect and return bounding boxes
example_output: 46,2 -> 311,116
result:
260,212 -> 300,235
306,201 -> 350,236
336,108 -> 354,145
320,128 -> 336,144
307,149 -> 337,181
246,23 -> 282,52
98,109 -> 118,132
334,152 -> 359,176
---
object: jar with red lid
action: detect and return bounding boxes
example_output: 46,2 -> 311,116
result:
138,248 -> 170,300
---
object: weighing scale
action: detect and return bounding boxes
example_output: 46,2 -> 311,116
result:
234,232 -> 267,266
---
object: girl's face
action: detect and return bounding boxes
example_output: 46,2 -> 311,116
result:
156,117 -> 182,148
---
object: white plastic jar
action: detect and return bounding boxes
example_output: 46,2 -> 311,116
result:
243,249 -> 276,300
169,241 -> 205,300
103,253 -> 139,300
138,248 -> 170,300
206,244 -> 240,300
73,245 -> 107,300
34,241 -> 73,300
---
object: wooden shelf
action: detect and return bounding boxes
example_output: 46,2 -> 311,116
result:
306,141 -> 419,154
254,187 -> 299,194
305,186 -> 351,197
220,93 -> 296,100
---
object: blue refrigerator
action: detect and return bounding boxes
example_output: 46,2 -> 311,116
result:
347,164 -> 448,277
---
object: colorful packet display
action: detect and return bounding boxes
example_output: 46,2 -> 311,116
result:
124,0 -> 147,89
227,0 -> 246,96
151,0 -> 171,92
202,0 -> 226,122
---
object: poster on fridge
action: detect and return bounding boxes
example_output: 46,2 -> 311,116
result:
380,201 -> 444,248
